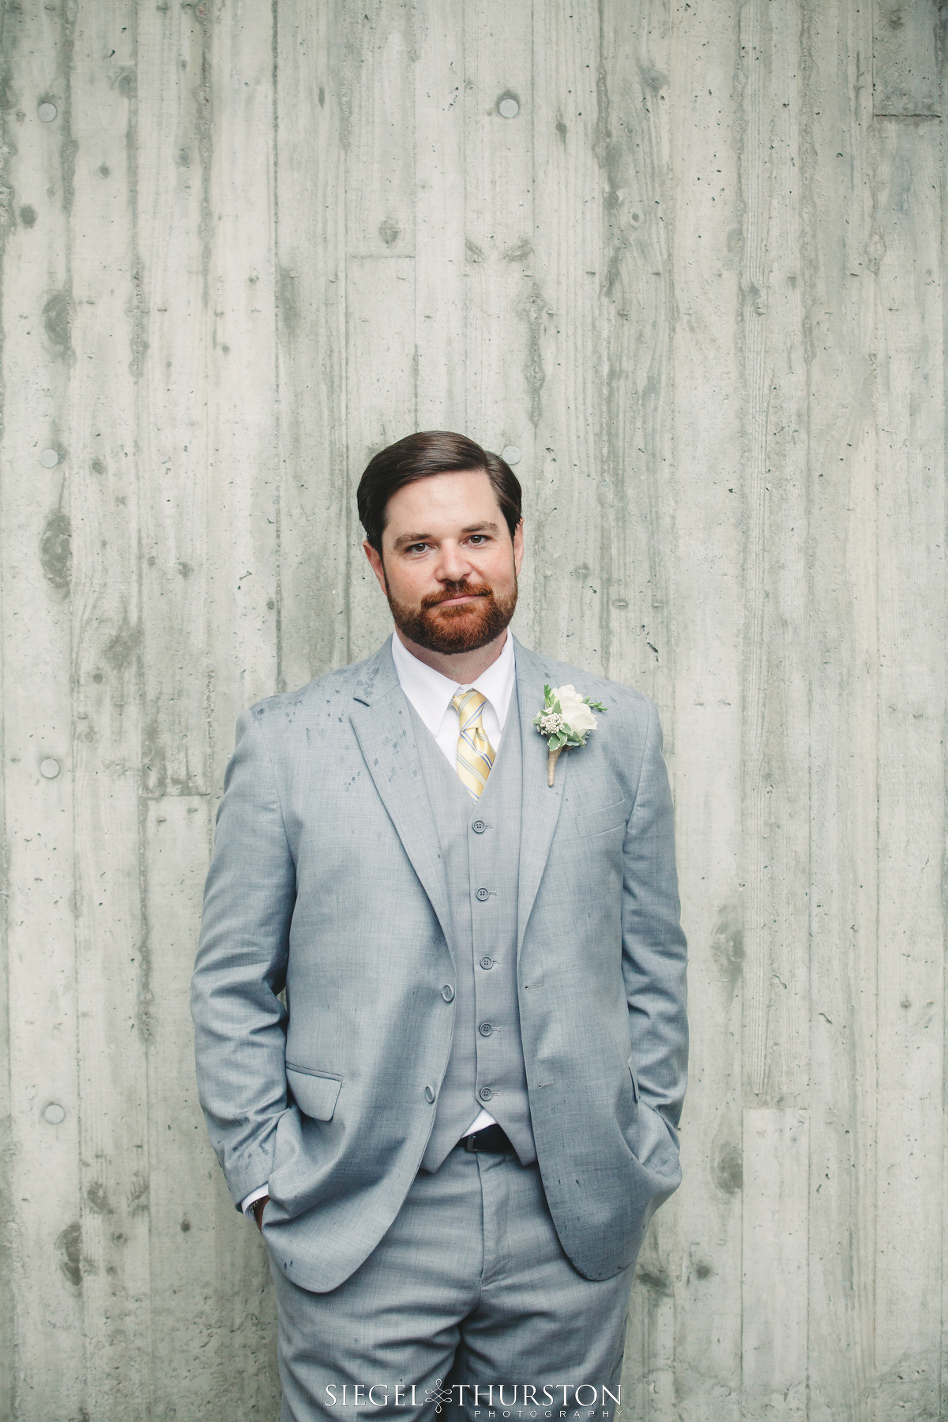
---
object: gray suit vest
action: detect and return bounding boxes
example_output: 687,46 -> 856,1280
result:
408,692 -> 537,1172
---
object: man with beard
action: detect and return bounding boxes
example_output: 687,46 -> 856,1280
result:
191,431 -> 688,1421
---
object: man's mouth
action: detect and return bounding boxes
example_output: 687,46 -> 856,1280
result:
428,588 -> 489,609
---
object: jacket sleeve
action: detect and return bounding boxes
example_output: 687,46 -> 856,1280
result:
190,708 -> 297,1206
621,697 -> 688,1146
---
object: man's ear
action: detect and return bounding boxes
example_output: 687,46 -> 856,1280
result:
363,540 -> 388,596
513,519 -> 525,577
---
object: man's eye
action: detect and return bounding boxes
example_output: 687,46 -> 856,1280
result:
407,543 -> 428,554
468,535 -> 488,545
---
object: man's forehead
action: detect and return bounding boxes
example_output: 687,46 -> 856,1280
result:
383,470 -> 502,530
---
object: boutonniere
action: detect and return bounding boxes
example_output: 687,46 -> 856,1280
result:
533,684 -> 607,786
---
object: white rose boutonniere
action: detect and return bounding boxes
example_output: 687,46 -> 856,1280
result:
533,684 -> 607,786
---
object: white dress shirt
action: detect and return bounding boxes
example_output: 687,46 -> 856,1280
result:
389,626 -> 515,765
241,631 -> 517,1216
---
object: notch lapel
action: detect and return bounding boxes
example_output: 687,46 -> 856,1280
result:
350,640 -> 455,966
513,637 -> 568,955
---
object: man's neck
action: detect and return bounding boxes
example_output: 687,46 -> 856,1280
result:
393,627 -> 509,684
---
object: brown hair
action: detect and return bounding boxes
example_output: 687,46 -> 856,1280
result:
357,431 -> 522,555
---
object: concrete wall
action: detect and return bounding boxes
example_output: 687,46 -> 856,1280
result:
0,0 -> 944,1417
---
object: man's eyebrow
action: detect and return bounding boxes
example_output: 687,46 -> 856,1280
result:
391,521 -> 500,550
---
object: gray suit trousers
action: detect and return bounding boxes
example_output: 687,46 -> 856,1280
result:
269,1143 -> 633,1422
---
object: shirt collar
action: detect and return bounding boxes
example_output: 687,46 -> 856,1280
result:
389,629 -> 516,739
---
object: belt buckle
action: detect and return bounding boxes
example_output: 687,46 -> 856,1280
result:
463,1123 -> 507,1154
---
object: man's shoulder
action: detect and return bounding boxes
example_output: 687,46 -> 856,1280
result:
244,643 -> 389,730
514,640 -> 654,725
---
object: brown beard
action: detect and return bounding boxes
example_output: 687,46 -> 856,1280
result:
384,575 -> 518,655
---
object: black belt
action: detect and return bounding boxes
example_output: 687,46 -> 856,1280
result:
457,1123 -> 512,1154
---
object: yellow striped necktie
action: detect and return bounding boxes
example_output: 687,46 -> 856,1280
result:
450,689 -> 495,801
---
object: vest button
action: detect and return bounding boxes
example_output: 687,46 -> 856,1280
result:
475,887 -> 490,902
441,984 -> 455,1002
424,1085 -> 436,1103
472,819 -> 486,833
479,956 -> 494,970
478,1086 -> 493,1101
479,1022 -> 493,1036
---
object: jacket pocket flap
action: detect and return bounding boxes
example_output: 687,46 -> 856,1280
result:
286,1066 -> 342,1121
580,796 -> 632,838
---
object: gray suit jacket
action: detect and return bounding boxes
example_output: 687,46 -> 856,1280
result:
191,635 -> 688,1292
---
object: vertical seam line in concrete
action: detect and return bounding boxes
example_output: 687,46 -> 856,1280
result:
272,0 -> 284,695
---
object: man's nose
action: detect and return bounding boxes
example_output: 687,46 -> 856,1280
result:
435,542 -> 473,582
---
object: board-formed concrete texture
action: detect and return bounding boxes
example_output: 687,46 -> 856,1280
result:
0,1 -> 944,1418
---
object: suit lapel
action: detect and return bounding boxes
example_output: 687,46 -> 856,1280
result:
350,639 -> 455,966
512,636 -> 568,955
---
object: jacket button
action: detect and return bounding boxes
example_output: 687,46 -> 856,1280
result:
441,984 -> 455,1002
472,819 -> 486,833
478,1086 -> 493,1101
479,1022 -> 493,1036
479,956 -> 494,970
475,887 -> 490,902
425,1085 -> 436,1103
